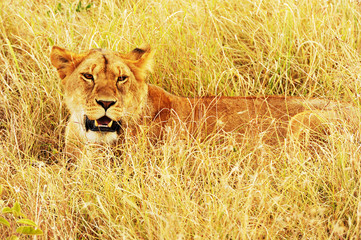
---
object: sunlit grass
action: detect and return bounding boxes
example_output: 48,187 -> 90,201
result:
1,0 -> 361,238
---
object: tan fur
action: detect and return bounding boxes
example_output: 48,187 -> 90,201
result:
50,45 -> 354,160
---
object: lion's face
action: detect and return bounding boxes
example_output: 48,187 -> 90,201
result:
51,45 -> 153,141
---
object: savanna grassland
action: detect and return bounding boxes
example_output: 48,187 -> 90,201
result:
1,0 -> 361,239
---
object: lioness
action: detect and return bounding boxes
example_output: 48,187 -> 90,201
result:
50,45 -> 355,160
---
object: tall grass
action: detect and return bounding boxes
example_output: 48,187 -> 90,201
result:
1,0 -> 361,238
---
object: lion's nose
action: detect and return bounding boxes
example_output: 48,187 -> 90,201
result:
96,99 -> 117,111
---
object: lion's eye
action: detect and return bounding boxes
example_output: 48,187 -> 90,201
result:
117,76 -> 128,82
82,73 -> 94,81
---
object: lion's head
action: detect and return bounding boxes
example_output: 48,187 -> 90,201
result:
50,45 -> 153,143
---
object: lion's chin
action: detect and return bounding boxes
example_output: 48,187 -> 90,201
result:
85,115 -> 122,132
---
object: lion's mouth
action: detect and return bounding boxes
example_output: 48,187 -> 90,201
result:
85,116 -> 121,132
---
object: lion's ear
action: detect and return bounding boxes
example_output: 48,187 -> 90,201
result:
124,44 -> 154,73
50,46 -> 84,79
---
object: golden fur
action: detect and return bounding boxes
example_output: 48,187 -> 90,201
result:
50,45 -> 354,160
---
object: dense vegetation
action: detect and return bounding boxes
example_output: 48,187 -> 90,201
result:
1,0 -> 361,238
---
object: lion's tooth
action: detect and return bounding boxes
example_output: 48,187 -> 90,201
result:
95,121 -> 99,127
107,120 -> 113,128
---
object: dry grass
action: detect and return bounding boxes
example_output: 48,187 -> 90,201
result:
1,0 -> 361,239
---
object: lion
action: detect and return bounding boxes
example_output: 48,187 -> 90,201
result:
50,45 -> 356,160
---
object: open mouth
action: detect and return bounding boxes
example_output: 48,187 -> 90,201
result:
85,116 -> 121,132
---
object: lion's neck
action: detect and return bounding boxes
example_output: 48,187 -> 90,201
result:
144,84 -> 207,122
145,84 -> 179,119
